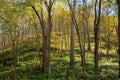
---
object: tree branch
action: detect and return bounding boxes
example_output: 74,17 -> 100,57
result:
31,5 -> 46,35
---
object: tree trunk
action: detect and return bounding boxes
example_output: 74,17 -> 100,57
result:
42,35 -> 51,74
12,39 -> 18,66
94,0 -> 102,74
42,9 -> 52,74
70,0 -> 76,68
117,0 -> 120,78
87,22 -> 91,51
67,0 -> 84,73
106,36 -> 110,56
1,35 -> 5,51
94,26 -> 99,73
106,13 -> 110,56
70,22 -> 75,67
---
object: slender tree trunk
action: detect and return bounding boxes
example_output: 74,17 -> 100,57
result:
12,39 -> 17,66
81,0 -> 87,73
106,36 -> 110,55
67,0 -> 84,73
87,22 -> 91,51
94,0 -> 102,74
106,13 -> 110,56
94,25 -> 99,73
15,31 -> 19,66
117,0 -> 120,78
34,23 -> 41,67
1,35 -> 5,51
70,0 -> 76,68
70,22 -> 75,67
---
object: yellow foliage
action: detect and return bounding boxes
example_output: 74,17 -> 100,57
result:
43,0 -> 48,4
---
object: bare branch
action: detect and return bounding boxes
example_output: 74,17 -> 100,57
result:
0,16 -> 12,28
51,0 -> 56,7
31,5 -> 46,35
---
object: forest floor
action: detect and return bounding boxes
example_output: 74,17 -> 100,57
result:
0,43 -> 119,80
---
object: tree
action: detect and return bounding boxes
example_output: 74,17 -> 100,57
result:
67,0 -> 85,73
31,0 -> 56,74
70,0 -> 76,68
41,0 -> 56,74
117,0 -> 120,78
94,0 -> 102,74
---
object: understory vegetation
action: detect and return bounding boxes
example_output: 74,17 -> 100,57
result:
0,40 -> 119,80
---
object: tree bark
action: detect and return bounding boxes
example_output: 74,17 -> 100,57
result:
87,22 -> 91,51
31,0 -> 55,74
117,0 -> 120,78
70,0 -> 76,68
42,35 -> 51,74
67,0 -> 84,73
94,0 -> 102,74
42,1 -> 54,73
42,10 -> 52,74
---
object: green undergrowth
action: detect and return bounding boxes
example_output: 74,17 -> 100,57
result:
0,44 -> 119,80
